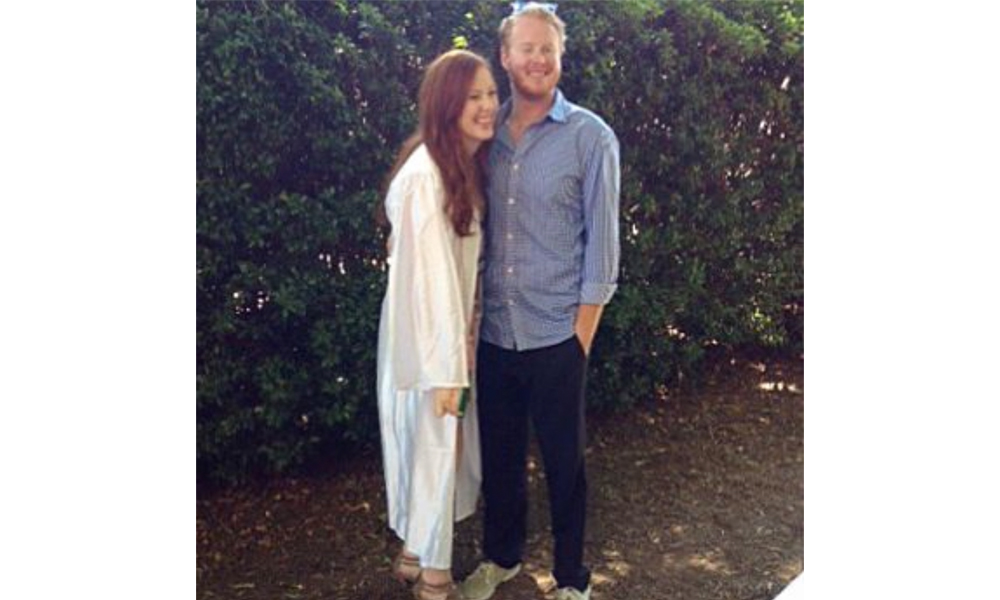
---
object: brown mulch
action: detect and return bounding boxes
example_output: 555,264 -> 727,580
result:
197,355 -> 803,600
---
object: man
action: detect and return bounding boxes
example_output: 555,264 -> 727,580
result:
460,4 -> 620,600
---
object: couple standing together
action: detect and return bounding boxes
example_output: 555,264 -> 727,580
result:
376,4 -> 620,600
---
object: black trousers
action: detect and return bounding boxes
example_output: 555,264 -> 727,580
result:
476,336 -> 591,592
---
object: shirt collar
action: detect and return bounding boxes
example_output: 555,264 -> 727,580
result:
548,89 -> 569,123
499,88 -> 568,123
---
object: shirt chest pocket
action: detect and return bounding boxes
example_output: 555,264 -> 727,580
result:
545,173 -> 583,222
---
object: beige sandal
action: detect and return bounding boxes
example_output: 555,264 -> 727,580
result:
412,573 -> 464,600
392,552 -> 421,584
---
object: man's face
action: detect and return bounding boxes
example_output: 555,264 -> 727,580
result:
501,15 -> 562,101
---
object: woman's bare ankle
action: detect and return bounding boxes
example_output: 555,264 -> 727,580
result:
420,568 -> 452,586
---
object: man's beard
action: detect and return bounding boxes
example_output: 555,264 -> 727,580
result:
510,70 -> 558,101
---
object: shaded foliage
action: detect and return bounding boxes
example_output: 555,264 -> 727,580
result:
197,0 -> 803,483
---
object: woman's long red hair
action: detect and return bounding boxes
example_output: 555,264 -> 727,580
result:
384,49 -> 491,237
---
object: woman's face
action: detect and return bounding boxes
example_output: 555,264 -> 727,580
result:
458,65 -> 499,154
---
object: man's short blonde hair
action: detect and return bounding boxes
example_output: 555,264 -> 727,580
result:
498,3 -> 567,52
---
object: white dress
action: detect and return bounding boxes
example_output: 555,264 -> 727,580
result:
376,144 -> 482,570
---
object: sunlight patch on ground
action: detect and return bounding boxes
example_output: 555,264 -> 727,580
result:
776,557 -> 803,582
523,559 -> 560,594
686,551 -> 733,574
662,550 -> 734,575
567,549 -> 630,591
526,566 -> 556,593
605,558 -> 632,577
758,381 -> 802,394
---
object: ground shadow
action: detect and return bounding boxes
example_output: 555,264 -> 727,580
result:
197,355 -> 803,600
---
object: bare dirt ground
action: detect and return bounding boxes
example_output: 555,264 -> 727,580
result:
197,354 -> 803,599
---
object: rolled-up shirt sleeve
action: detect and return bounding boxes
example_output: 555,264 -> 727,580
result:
579,129 -> 621,305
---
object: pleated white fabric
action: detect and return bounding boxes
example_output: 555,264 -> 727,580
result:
376,144 -> 482,570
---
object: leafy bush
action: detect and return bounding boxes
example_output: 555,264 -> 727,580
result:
197,0 -> 803,482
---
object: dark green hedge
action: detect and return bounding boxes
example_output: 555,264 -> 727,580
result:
197,0 -> 803,483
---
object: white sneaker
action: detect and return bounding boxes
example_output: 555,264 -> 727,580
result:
459,561 -> 522,600
555,585 -> 592,600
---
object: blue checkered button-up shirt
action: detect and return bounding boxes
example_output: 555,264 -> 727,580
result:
480,90 -> 620,351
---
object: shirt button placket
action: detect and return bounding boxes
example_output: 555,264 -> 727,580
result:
506,157 -> 519,346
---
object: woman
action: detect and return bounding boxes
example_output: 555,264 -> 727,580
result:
376,49 -> 499,600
